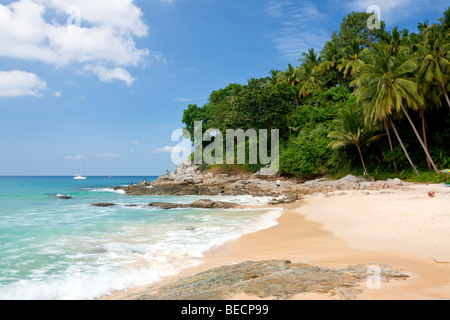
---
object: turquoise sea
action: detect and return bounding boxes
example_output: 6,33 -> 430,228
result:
0,176 -> 281,300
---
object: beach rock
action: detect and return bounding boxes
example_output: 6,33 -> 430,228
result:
133,260 -> 408,300
359,182 -> 374,190
338,175 -> 365,184
148,200 -> 239,210
92,203 -> 116,207
386,178 -> 403,187
113,161 -> 413,198
56,195 -> 72,199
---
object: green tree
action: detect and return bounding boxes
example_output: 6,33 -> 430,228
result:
298,64 -> 325,99
331,12 -> 385,50
328,104 -> 378,176
416,26 -> 450,111
319,41 -> 344,85
354,43 -> 440,174
339,38 -> 369,80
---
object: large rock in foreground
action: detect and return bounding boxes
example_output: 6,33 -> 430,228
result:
132,260 -> 408,300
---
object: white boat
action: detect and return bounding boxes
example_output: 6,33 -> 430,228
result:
73,163 -> 87,180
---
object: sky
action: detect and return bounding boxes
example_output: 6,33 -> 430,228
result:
0,0 -> 447,176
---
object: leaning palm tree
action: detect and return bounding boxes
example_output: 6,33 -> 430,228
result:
354,42 -> 440,174
416,26 -> 450,111
328,104 -> 379,176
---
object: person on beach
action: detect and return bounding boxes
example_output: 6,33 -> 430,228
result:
276,180 -> 281,188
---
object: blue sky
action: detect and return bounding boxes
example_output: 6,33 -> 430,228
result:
0,0 -> 447,176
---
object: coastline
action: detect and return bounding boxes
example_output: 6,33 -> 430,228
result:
104,182 -> 450,300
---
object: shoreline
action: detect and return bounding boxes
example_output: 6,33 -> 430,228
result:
104,182 -> 450,300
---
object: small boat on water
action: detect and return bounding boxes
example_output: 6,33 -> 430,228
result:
73,163 -> 87,180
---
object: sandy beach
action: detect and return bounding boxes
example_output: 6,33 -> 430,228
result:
106,182 -> 450,300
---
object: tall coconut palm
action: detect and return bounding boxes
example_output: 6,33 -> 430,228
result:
328,104 -> 379,176
279,64 -> 302,106
339,38 -> 369,80
298,64 -> 324,99
354,43 -> 440,174
319,41 -> 344,85
416,26 -> 450,111
299,48 -> 321,68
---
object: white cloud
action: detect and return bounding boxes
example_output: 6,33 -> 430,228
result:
65,154 -> 86,160
131,140 -> 138,145
53,91 -> 62,97
264,0 -> 330,62
0,70 -> 47,97
0,0 -> 151,85
85,65 -> 136,86
153,145 -> 188,154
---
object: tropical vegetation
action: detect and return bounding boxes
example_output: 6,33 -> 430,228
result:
182,8 -> 450,182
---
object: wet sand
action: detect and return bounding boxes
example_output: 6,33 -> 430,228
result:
105,183 -> 450,300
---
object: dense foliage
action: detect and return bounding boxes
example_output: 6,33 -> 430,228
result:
182,8 -> 450,182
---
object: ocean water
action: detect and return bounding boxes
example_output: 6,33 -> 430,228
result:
0,176 -> 281,300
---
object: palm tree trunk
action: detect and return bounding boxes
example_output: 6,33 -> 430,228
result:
391,121 -> 420,176
420,108 -> 432,171
401,105 -> 439,173
384,118 -> 397,172
442,83 -> 450,111
356,144 -> 369,176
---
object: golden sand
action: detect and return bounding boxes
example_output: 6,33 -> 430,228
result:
105,183 -> 450,300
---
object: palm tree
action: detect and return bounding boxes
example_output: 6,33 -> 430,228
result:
298,64 -> 324,99
328,104 -> 379,176
319,41 -> 344,85
279,64 -> 302,106
438,6 -> 450,35
299,48 -> 321,68
416,26 -> 450,111
267,69 -> 281,87
354,43 -> 440,174
339,38 -> 368,80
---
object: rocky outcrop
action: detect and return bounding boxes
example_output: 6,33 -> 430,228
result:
92,203 -> 116,207
114,162 -> 414,198
148,199 -> 240,210
56,194 -> 72,199
132,260 -> 408,300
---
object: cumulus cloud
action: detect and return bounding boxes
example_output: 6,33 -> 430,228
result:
0,70 -> 47,97
84,65 -> 136,86
0,0 -> 151,85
